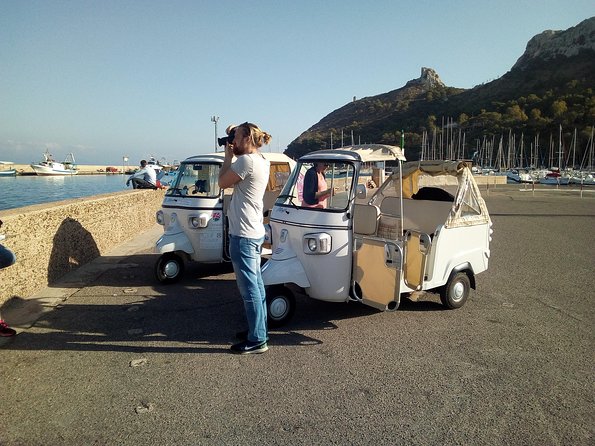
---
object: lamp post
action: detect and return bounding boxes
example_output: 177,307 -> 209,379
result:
211,116 -> 219,152
123,156 -> 128,176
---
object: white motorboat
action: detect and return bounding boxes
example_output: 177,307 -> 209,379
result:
30,150 -> 78,175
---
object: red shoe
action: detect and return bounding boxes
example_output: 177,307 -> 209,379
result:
0,320 -> 16,337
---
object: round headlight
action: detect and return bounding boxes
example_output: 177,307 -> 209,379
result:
190,217 -> 200,228
156,210 -> 164,225
307,238 -> 317,252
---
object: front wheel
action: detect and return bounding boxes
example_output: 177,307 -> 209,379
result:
266,286 -> 296,327
440,272 -> 470,309
155,253 -> 184,284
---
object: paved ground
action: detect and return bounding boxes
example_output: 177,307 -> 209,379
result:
0,185 -> 593,445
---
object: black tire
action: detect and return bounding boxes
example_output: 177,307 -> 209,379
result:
266,286 -> 296,327
440,271 -> 470,309
155,253 -> 184,284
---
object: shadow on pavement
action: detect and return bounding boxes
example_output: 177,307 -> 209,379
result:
1,252 -> 400,353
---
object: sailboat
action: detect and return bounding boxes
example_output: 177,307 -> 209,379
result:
540,126 -> 570,185
569,126 -> 595,185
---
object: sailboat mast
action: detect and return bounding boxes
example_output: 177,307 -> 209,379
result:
558,124 -> 563,170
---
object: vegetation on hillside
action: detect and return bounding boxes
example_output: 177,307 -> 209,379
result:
286,52 -> 595,167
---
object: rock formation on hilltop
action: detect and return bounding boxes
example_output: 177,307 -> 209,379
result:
405,67 -> 445,88
512,16 -> 595,70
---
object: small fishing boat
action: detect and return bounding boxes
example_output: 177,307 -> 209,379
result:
0,161 -> 17,176
30,150 -> 78,176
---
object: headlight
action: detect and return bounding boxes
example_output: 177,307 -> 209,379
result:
189,213 -> 209,228
156,210 -> 164,225
303,233 -> 331,255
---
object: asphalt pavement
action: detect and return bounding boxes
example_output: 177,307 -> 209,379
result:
0,185 -> 593,445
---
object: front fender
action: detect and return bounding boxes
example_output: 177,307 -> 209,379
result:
155,231 -> 194,255
262,257 -> 310,288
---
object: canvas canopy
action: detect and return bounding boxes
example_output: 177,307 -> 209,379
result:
339,144 -> 406,162
387,160 -> 490,229
399,160 -> 466,197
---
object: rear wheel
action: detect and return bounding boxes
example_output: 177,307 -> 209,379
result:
440,272 -> 470,309
155,253 -> 184,284
266,286 -> 295,327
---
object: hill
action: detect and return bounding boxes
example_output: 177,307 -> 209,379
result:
286,17 -> 595,167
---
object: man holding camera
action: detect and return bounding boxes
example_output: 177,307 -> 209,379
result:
218,122 -> 271,354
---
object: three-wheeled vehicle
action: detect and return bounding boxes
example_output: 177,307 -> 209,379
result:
155,152 -> 295,283
261,145 -> 493,326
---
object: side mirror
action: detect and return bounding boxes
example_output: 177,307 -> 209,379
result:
356,184 -> 367,199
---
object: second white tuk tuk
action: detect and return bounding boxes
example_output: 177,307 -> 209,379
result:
154,152 -> 295,283
261,145 -> 493,326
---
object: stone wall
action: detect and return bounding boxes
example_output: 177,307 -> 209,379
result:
0,189 -> 165,305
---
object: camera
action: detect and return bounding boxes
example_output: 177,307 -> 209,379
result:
217,128 -> 236,147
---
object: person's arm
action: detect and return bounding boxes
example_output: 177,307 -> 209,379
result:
218,145 -> 241,189
316,187 -> 333,200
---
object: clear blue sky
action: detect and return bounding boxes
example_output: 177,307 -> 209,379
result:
1,0 -> 593,165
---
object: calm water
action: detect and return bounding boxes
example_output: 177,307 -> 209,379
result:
0,175 -> 136,211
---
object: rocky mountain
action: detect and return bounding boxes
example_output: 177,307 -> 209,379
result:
513,17 -> 595,70
286,17 -> 595,162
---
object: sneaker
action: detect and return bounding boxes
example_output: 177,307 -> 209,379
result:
235,329 -> 269,342
0,320 -> 16,337
230,340 -> 268,355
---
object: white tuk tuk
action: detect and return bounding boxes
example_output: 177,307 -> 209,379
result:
262,145 -> 493,326
155,152 -> 295,283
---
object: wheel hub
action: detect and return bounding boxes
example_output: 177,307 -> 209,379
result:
452,282 -> 465,301
163,261 -> 179,278
269,297 -> 288,319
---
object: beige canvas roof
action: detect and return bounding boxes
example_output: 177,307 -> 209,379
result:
339,144 -> 406,162
401,160 -> 466,178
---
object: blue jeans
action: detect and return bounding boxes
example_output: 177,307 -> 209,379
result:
0,244 -> 16,269
229,235 -> 267,343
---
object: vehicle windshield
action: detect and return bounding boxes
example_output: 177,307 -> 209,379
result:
275,161 -> 357,211
165,162 -> 221,198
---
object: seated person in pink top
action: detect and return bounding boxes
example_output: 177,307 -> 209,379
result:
302,162 -> 336,208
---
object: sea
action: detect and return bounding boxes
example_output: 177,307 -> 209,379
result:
0,174 -> 141,211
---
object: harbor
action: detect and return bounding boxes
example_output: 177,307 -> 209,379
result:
0,185 -> 593,445
5,163 -> 160,176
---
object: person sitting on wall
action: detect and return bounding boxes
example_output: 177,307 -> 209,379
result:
126,160 -> 157,189
302,162 -> 336,208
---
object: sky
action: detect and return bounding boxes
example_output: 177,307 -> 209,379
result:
1,0 -> 593,166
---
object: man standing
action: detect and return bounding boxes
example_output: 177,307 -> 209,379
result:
218,122 -> 271,354
126,160 -> 157,189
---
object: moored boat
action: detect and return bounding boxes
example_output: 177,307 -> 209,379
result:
0,161 -> 16,176
539,170 -> 570,185
30,150 -> 78,176
568,171 -> 595,185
